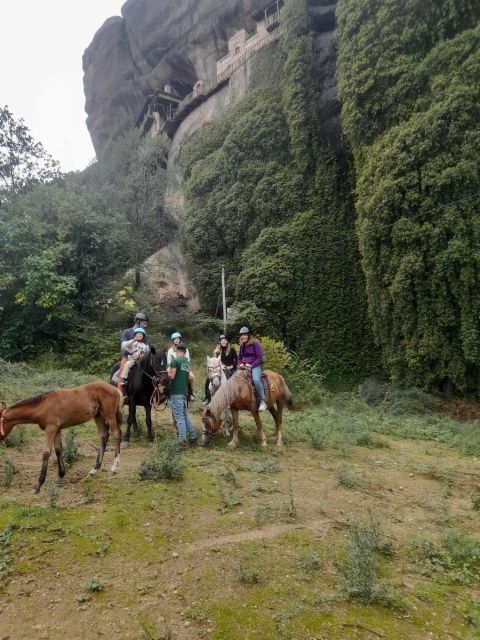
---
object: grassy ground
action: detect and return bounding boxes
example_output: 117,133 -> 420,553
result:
1,370 -> 480,639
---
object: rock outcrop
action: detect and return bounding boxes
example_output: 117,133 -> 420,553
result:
83,0 -> 341,309
83,0 -> 275,153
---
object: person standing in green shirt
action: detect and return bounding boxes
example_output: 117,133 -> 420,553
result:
167,343 -> 197,449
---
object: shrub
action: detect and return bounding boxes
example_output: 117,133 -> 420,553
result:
80,576 -> 107,592
251,458 -> 279,473
63,429 -> 80,465
299,550 -> 321,580
1,450 -> 17,487
285,353 -> 326,406
0,524 -> 14,586
47,479 -> 60,509
4,426 -> 27,450
236,560 -> 261,584
336,517 -> 396,606
337,466 -> 361,489
138,441 -> 184,482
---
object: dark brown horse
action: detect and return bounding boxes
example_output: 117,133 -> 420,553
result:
0,381 -> 123,493
201,369 -> 292,448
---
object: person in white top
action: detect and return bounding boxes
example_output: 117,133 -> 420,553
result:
167,331 -> 190,366
120,328 -> 150,396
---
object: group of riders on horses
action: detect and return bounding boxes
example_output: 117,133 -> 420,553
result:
117,312 -> 268,412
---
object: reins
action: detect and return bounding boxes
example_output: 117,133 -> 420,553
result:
139,353 -> 169,411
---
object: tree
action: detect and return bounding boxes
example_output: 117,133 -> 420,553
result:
0,106 -> 61,201
96,129 -> 172,286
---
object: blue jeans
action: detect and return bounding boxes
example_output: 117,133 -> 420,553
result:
170,395 -> 196,442
251,366 -> 265,402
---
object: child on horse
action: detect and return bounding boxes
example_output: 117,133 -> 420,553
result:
120,328 -> 150,397
118,312 -> 150,389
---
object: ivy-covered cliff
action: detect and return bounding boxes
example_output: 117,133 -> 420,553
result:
180,0 -> 376,387
337,0 -> 480,389
179,0 -> 480,390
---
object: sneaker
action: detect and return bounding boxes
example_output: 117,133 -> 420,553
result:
258,401 -> 267,412
176,440 -> 188,452
189,437 -> 199,447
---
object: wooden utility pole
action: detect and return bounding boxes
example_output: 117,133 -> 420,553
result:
221,266 -> 227,334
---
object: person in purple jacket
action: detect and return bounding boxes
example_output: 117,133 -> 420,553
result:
237,326 -> 267,411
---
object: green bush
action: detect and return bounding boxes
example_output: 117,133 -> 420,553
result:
138,440 -> 184,482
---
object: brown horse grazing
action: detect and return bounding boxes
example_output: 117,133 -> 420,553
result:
0,381 -> 123,493
201,369 -> 292,449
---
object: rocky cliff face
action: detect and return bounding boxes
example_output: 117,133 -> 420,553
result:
83,0 -> 276,153
83,0 -> 340,309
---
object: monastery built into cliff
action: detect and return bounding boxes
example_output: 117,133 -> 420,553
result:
135,1 -> 282,139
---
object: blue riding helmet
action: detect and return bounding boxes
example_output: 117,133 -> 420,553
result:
134,328 -> 147,337
171,331 -> 182,340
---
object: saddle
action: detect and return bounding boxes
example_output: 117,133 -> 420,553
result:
246,371 -> 272,397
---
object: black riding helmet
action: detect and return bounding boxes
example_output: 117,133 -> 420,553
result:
134,312 -> 149,322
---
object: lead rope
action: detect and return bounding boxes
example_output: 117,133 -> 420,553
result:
150,379 -> 169,412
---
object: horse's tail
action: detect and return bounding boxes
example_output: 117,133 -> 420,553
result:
283,381 -> 293,409
115,388 -> 124,428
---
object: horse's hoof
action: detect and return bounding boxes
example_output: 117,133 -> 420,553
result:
88,468 -> 97,476
121,440 -> 130,449
31,486 -> 40,495
260,441 -> 268,448
227,442 -> 237,450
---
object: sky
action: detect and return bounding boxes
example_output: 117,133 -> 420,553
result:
1,0 -> 126,172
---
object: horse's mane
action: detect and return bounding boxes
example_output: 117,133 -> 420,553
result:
208,370 -> 249,418
11,393 -> 50,408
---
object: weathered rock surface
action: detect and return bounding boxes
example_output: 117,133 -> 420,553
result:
135,241 -> 200,309
83,0 -> 274,153
84,0 -> 340,308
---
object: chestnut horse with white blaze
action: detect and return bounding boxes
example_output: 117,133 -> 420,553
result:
201,369 -> 292,448
0,381 -> 123,493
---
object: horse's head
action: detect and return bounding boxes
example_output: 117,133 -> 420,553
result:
207,356 -> 223,391
149,348 -> 169,387
201,405 -> 223,444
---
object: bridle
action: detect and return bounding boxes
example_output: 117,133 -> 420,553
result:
207,363 -> 222,384
137,353 -> 169,410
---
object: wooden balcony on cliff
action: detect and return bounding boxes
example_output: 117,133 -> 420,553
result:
252,0 -> 284,32
135,91 -> 182,136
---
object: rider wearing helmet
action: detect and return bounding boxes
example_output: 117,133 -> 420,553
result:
213,335 -> 237,376
237,326 -> 267,411
167,331 -> 190,366
203,335 -> 238,404
121,312 -> 150,352
118,312 -> 150,390
119,327 -> 150,397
